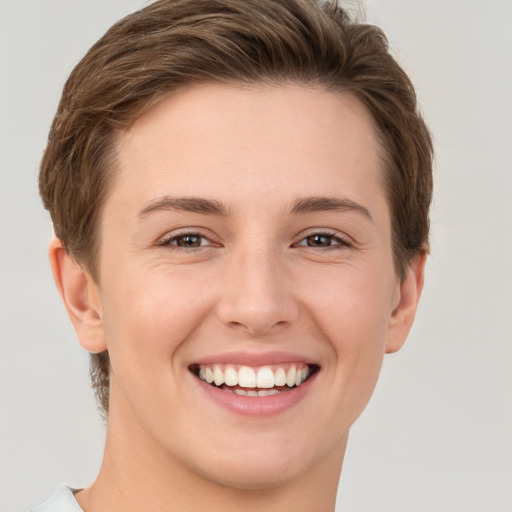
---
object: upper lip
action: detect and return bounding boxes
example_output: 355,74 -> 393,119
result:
190,350 -> 319,368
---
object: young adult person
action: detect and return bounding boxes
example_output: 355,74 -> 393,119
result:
31,0 -> 433,510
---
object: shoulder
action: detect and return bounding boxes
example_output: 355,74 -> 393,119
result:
28,486 -> 83,512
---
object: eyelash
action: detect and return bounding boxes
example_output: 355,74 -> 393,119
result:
159,230 -> 352,251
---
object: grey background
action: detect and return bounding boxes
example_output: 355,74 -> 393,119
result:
1,1 -> 511,510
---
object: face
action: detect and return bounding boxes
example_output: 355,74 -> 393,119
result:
84,84 -> 414,489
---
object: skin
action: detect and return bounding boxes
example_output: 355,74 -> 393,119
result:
50,84 -> 425,512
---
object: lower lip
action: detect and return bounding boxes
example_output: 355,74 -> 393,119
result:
194,373 -> 317,417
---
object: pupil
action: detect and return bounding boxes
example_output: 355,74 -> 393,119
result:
308,234 -> 331,247
178,235 -> 201,247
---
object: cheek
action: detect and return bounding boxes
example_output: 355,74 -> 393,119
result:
97,268 -> 211,424
309,264 -> 395,397
100,266 -> 211,371
310,262 -> 395,344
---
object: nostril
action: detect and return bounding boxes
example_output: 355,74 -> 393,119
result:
225,317 -> 292,337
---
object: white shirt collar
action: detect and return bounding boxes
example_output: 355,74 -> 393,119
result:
29,485 -> 83,512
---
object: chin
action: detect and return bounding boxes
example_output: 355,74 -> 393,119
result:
184,432 -> 331,492
194,458 -> 306,491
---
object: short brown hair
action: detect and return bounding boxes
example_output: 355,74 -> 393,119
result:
40,0 -> 433,417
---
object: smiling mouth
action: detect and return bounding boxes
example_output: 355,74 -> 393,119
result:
189,363 -> 319,396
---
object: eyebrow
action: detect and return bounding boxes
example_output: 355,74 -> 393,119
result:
138,196 -> 230,217
291,196 -> 372,221
138,194 -> 371,221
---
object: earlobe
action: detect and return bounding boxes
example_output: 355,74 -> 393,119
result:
49,237 -> 107,353
385,252 -> 426,354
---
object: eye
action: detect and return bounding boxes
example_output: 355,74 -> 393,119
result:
295,232 -> 351,249
160,232 -> 213,248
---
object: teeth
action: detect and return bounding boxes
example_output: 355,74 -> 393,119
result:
256,366 -> 274,388
286,366 -> 296,387
196,363 -> 312,391
234,388 -> 282,397
224,365 -> 238,386
238,366 -> 256,388
233,388 -> 281,396
274,367 -> 286,386
213,364 -> 224,386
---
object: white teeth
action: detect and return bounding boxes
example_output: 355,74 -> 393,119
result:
224,365 -> 238,386
274,367 -> 287,386
213,364 -> 224,386
286,366 -> 296,387
196,363 -> 313,391
233,388 -> 281,397
238,366 -> 256,388
256,366 -> 274,388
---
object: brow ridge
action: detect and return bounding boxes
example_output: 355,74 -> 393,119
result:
138,196 -> 230,217
138,194 -> 371,221
291,196 -> 372,220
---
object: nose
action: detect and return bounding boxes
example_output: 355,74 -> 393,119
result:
216,247 -> 299,336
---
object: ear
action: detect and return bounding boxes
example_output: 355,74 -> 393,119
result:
49,237 -> 107,353
385,252 -> 427,354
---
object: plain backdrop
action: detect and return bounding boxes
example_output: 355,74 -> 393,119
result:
1,1 -> 511,511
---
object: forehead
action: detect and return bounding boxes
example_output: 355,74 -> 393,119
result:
111,83 -> 385,213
